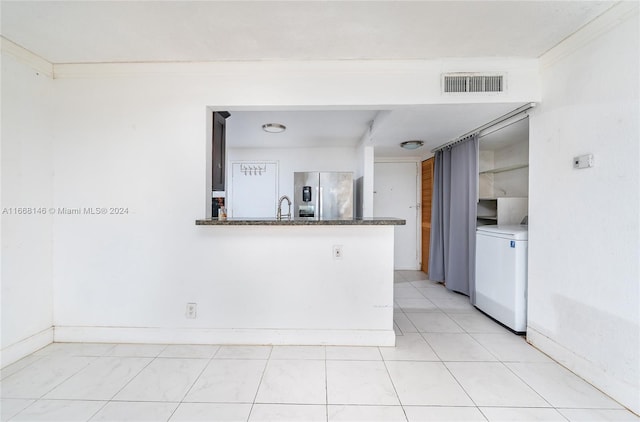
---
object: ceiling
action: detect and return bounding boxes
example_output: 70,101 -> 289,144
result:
1,1 -> 614,63
368,104 -> 529,156
0,1 -> 615,157
480,117 -> 530,152
226,103 -> 528,156
227,110 -> 379,149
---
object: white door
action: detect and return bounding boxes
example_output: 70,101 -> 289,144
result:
374,162 -> 419,270
230,162 -> 278,218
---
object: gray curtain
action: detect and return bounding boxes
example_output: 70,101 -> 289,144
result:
428,134 -> 479,303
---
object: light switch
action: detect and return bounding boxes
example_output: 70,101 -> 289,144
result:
573,154 -> 594,169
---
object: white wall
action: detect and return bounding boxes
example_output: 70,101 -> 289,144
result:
357,144 -> 375,218
55,225 -> 396,346
479,123 -> 529,199
50,75 -> 212,331
1,52 -> 55,365
0,49 -> 541,361
493,140 -> 529,198
528,5 -> 639,413
53,58 -> 540,106
47,58 -> 537,335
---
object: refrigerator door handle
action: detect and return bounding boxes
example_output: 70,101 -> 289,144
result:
319,186 -> 323,220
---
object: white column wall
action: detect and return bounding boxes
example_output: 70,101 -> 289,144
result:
528,7 -> 639,413
362,145 -> 376,218
1,53 -> 55,366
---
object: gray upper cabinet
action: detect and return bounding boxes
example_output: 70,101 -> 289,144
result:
212,111 -> 230,191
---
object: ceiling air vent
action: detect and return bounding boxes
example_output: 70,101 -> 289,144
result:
443,73 -> 504,93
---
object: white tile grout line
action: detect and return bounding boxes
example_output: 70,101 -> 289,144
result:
402,273 -> 539,420
86,344 -> 169,421
414,331 -> 443,362
438,355 -> 484,418
1,345 -> 162,421
166,349 -> 221,422
4,348 -> 637,420
0,355 -> 45,382
325,355 -> 329,422
505,359 -> 634,413
1,399 -> 36,422
379,351 -> 409,422
20,355 -> 98,394
246,346 -> 273,422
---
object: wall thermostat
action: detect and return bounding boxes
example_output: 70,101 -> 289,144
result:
573,154 -> 594,169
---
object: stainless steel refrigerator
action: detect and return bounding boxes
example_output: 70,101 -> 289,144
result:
294,172 -> 353,220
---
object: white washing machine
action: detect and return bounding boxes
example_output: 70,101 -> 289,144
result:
475,225 -> 528,333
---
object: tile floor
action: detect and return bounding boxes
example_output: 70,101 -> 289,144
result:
1,271 -> 637,421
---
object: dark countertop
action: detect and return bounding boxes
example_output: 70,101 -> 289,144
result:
195,217 -> 406,226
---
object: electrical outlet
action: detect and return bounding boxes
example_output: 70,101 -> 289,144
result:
333,245 -> 343,260
186,303 -> 197,319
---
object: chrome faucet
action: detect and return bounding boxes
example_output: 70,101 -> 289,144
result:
277,195 -> 292,221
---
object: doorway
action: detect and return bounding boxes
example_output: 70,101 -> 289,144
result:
373,161 -> 420,270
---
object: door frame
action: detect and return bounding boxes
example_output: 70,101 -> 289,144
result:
374,157 -> 422,269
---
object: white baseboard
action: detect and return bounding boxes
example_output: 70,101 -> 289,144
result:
527,326 -> 639,415
1,327 -> 54,368
54,326 -> 396,347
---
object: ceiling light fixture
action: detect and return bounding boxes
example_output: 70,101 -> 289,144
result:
400,140 -> 425,150
262,123 -> 286,133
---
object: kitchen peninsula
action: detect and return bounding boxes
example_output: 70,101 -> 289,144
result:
195,217 -> 404,346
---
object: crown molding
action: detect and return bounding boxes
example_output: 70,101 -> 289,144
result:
540,1 -> 639,69
51,57 -> 538,79
0,37 -> 54,78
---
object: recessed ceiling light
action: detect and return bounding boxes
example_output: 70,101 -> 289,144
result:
400,140 -> 424,150
262,123 -> 286,133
